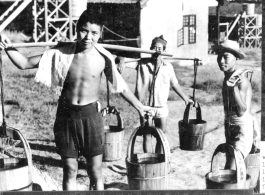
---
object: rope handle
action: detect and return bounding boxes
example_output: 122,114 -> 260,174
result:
182,102 -> 203,125
192,59 -> 200,100
101,106 -> 124,130
0,52 -> 6,137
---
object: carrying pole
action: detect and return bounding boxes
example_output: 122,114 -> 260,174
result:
6,42 -> 173,57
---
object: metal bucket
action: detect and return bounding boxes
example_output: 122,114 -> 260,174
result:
205,143 -> 251,189
178,103 -> 207,151
102,106 -> 124,162
126,125 -> 171,190
0,127 -> 33,191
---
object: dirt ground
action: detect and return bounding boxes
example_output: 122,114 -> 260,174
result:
30,73 -> 261,191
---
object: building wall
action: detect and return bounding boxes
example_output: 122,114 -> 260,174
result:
140,0 -> 182,57
140,0 -> 217,64
177,1 -> 210,63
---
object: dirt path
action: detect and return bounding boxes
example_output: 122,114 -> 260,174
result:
29,87 -> 260,191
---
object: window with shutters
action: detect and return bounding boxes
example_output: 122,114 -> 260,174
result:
178,15 -> 196,47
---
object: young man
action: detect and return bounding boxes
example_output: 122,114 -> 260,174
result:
117,35 -> 193,152
0,10 -> 153,191
213,40 -> 258,169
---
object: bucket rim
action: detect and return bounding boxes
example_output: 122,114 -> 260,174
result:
126,153 -> 166,165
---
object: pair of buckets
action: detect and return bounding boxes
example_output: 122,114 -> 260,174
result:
102,106 -> 124,162
125,123 -> 171,190
0,127 -> 33,191
205,143 -> 251,189
178,102 -> 207,151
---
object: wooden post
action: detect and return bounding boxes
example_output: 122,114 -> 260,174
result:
0,52 -> 3,127
69,0 -> 73,41
44,0 -> 49,42
216,5 -> 220,44
33,0 -> 37,42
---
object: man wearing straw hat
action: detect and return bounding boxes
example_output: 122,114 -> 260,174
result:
213,40 -> 259,169
0,10 -> 154,191
117,35 -> 193,153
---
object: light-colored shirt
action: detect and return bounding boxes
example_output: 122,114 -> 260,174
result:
35,42 -> 128,94
135,58 -> 178,107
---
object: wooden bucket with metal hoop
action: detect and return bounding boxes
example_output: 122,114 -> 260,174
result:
126,122 -> 171,190
0,127 -> 33,191
205,143 -> 251,189
102,106 -> 124,162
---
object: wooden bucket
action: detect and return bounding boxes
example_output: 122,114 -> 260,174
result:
205,143 -> 251,189
126,125 -> 171,190
70,0 -> 87,18
178,102 -> 207,151
244,150 -> 260,189
0,127 -> 33,191
102,106 -> 124,162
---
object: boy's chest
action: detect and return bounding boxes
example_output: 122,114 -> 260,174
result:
66,54 -> 105,79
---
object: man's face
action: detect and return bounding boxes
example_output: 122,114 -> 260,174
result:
217,52 -> 237,72
151,42 -> 164,52
76,22 -> 101,50
151,42 -> 164,59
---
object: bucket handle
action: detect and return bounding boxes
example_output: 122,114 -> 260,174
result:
183,102 -> 202,124
126,125 -> 171,165
101,106 -> 124,130
211,143 -> 246,189
5,127 -> 33,184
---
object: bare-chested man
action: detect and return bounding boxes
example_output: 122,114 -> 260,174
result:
0,10 -> 152,191
213,40 -> 257,169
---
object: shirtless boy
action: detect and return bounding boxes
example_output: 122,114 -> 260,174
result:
0,10 -> 152,191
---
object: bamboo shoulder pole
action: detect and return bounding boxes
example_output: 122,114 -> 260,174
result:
6,42 -> 173,57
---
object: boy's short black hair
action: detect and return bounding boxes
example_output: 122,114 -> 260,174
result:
77,9 -> 104,30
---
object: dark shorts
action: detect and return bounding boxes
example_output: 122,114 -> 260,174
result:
53,100 -> 104,159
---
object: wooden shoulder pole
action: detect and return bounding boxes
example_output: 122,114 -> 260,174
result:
6,42 -> 173,57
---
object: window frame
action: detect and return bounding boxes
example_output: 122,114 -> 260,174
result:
183,14 -> 196,44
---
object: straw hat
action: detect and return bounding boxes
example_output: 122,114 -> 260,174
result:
212,40 -> 246,59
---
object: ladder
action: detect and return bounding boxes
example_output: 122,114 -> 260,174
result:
0,0 -> 32,32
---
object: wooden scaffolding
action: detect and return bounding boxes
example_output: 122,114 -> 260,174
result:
238,14 -> 262,48
32,0 -> 83,42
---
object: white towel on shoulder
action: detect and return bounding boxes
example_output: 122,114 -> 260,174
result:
35,42 -> 128,94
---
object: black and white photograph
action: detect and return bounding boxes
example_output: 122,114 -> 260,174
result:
0,0 -> 262,193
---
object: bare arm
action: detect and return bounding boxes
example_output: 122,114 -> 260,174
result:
0,34 -> 40,70
233,77 -> 249,116
120,83 -> 153,117
172,83 -> 193,105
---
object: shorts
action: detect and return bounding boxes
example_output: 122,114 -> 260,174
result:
53,100 -> 104,159
225,113 -> 253,159
153,106 -> 169,118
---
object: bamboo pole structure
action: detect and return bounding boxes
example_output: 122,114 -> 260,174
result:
5,42 -> 173,57
225,13 -> 243,39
